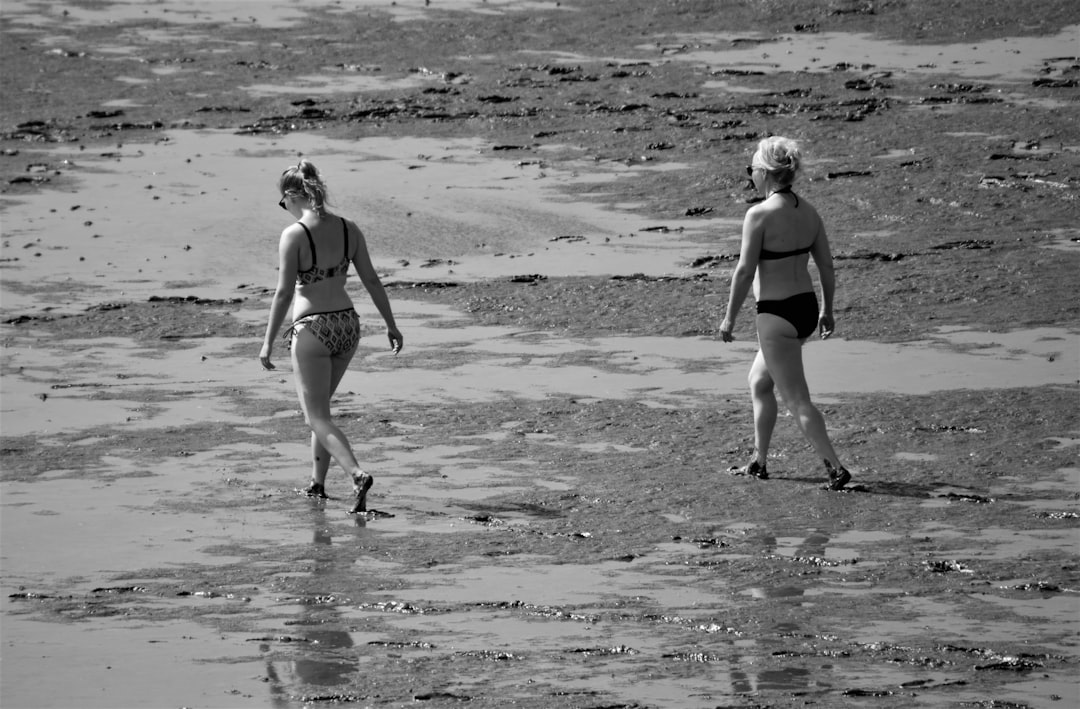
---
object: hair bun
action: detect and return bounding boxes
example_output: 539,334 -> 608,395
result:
753,136 -> 802,186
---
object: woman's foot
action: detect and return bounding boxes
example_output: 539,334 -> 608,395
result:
824,460 -> 851,490
350,472 -> 374,514
729,459 -> 768,480
303,481 -> 327,498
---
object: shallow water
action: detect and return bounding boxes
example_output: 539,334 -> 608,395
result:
657,26 -> 1080,83
0,472 -> 282,586
3,318 -> 1076,437
4,446 -> 1077,708
2,0 -> 574,29
381,555 -> 720,607
0,615 -> 271,709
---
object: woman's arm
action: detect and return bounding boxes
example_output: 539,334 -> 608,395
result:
719,207 -> 764,342
349,223 -> 403,354
260,228 -> 300,369
810,216 -> 836,339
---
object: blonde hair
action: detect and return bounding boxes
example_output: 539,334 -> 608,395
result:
753,136 -> 802,187
278,158 -> 330,214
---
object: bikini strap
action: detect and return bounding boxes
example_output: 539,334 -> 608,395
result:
297,222 -> 317,266
774,185 -> 799,208
340,217 -> 350,261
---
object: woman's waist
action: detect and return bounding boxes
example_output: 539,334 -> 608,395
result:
754,287 -> 817,304
292,295 -> 355,321
754,274 -> 814,302
296,271 -> 348,287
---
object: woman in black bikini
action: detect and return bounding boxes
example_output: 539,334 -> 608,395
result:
260,159 -> 403,512
719,137 -> 851,491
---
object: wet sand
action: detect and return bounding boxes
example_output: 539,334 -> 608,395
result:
1,1 -> 1079,708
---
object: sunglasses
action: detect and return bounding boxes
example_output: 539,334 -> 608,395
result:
280,164 -> 301,209
745,165 -> 761,188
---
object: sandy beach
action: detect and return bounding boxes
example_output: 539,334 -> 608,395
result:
1,1 -> 1078,707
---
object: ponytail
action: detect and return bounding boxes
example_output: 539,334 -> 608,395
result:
277,158 -> 330,214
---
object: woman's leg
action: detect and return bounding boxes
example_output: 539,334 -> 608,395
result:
307,350 -> 355,488
749,349 -> 777,465
309,432 -> 330,486
291,329 -> 365,483
302,431 -> 332,497
756,314 -> 848,486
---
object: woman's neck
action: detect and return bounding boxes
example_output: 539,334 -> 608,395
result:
301,207 -> 329,220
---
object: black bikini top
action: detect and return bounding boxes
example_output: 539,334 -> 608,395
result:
759,187 -> 812,260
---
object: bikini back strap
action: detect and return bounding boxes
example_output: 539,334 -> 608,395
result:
340,217 -> 350,261
298,222 -> 317,266
760,242 -> 814,260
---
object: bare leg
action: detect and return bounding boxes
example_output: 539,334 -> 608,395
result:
291,330 -> 372,507
308,354 -> 353,488
749,349 -> 777,466
310,433 -> 331,486
756,314 -> 848,487
729,350 -> 774,479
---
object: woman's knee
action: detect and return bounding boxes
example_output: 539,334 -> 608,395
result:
749,370 -> 773,397
305,407 -> 334,428
787,397 -> 821,422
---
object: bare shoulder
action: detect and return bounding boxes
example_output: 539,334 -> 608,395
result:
801,196 -> 826,234
339,216 -> 366,240
797,192 -> 821,216
279,221 -> 306,245
744,200 -> 770,223
343,218 -> 375,265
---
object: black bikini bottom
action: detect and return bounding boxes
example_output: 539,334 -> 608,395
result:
756,292 -> 819,340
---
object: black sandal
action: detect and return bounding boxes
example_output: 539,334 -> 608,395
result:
824,460 -> 851,491
302,481 -> 327,498
350,473 -> 374,514
729,460 -> 768,480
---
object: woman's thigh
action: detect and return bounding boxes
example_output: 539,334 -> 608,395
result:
291,329 -> 336,419
756,315 -> 810,402
328,349 -> 356,398
292,329 -> 358,417
749,347 -> 773,392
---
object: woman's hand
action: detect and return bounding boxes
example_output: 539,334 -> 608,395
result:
719,317 -> 735,342
260,343 -> 275,370
818,313 -> 835,340
387,327 -> 403,355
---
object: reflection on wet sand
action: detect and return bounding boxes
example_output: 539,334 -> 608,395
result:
261,505 -> 363,706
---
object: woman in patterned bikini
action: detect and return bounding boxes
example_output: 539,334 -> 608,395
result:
718,137 -> 851,491
260,159 -> 403,512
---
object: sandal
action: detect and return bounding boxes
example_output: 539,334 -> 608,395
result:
729,460 -> 768,480
824,460 -> 851,491
350,472 -> 374,514
302,481 -> 327,498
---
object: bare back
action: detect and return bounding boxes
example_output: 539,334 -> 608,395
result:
285,214 -> 356,319
750,191 -> 826,301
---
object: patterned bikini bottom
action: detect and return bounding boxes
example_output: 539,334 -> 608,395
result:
285,308 -> 361,355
